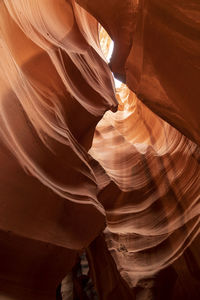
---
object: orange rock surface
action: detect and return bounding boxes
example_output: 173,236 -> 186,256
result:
0,0 -> 199,299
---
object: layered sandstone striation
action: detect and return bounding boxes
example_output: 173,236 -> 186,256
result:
0,0 -> 199,299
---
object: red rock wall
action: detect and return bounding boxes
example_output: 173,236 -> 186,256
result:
0,0 -> 199,299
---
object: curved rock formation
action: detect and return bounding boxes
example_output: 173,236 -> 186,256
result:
0,0 -> 199,299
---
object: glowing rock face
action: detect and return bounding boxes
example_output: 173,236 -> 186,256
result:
94,16 -> 200,290
0,0 -> 199,299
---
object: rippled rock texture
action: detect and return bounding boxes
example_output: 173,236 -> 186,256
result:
0,0 -> 199,299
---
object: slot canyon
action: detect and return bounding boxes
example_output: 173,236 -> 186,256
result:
0,0 -> 199,299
